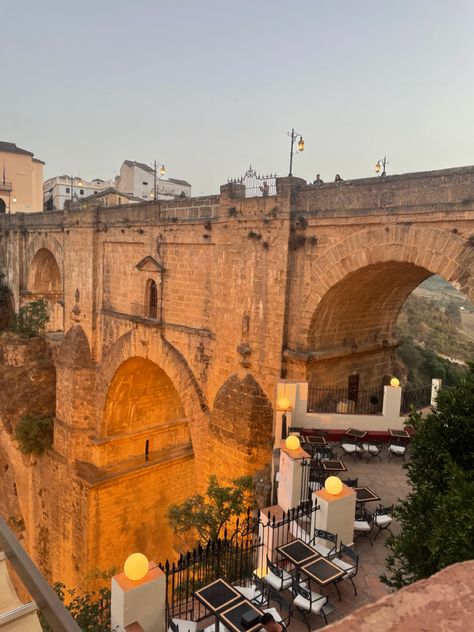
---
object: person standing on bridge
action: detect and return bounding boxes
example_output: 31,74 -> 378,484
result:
313,174 -> 324,184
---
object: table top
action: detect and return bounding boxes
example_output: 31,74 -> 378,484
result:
219,598 -> 263,632
301,556 -> 345,586
389,428 -> 410,438
354,486 -> 380,503
320,459 -> 347,472
345,428 -> 367,438
305,436 -> 327,445
277,538 -> 319,566
193,578 -> 242,612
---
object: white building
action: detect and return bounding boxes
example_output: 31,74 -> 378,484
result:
116,160 -> 191,201
43,175 -> 114,211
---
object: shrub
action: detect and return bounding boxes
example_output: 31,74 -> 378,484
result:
11,298 -> 49,338
14,414 -> 53,455
40,583 -> 112,632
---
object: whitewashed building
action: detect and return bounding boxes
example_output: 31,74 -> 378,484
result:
43,175 -> 114,211
116,160 -> 191,201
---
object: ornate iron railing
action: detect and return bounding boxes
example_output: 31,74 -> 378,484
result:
307,386 -> 384,414
228,165 -> 277,198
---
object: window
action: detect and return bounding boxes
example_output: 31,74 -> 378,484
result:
118,197 -> 122,205
65,187 -> 70,193
142,181 -> 148,185
80,189 -> 84,195
147,280 -> 158,320
94,190 -> 98,194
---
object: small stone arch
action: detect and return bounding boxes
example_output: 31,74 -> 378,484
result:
209,373 -> 274,480
297,225 -> 474,350
28,248 -> 62,294
145,278 -> 158,319
0,198 -> 6,213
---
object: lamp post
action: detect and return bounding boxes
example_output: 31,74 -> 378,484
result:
288,128 -> 305,177
70,176 -> 84,202
151,161 -> 166,200
375,156 -> 387,176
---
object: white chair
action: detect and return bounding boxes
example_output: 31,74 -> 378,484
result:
388,442 -> 407,461
331,543 -> 359,598
340,440 -> 363,461
235,576 -> 266,606
263,558 -> 292,592
354,510 -> 373,546
310,528 -> 337,558
373,505 -> 394,540
361,440 -> 383,461
291,577 -> 328,631
168,618 -> 198,632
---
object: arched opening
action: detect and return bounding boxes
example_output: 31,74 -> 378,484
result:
28,248 -> 61,293
146,279 -> 158,320
98,356 -> 195,567
104,357 -> 185,436
0,198 -> 6,213
27,248 -> 63,332
306,261 -> 474,395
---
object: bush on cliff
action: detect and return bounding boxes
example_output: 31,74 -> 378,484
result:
13,413 -> 53,455
11,298 -> 49,338
382,364 -> 474,589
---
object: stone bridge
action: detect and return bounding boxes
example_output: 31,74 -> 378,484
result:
0,166 -> 473,588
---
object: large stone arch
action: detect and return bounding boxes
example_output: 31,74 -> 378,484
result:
26,235 -> 63,273
297,225 -> 474,351
96,327 -> 208,442
209,373 -> 274,481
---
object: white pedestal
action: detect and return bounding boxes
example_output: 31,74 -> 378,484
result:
314,485 -> 356,547
111,562 -> 166,632
277,442 -> 310,512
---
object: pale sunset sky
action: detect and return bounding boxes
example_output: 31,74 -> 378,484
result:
1,0 -> 473,194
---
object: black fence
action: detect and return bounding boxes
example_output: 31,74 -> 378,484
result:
400,384 -> 432,414
162,501 -> 318,623
307,386 -> 384,414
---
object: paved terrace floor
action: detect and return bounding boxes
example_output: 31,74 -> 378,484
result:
199,453 -> 410,631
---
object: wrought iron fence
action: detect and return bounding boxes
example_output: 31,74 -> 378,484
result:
400,384 -> 432,414
162,501 -> 318,623
228,165 -> 277,198
307,386 -> 384,414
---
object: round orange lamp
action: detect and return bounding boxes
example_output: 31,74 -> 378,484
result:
278,397 -> 291,410
285,435 -> 300,451
325,476 -> 343,495
124,553 -> 149,581
390,377 -> 400,387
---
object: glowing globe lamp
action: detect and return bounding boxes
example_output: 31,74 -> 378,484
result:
285,435 -> 300,451
325,476 -> 343,496
124,553 -> 149,581
390,377 -> 400,388
278,397 -> 291,410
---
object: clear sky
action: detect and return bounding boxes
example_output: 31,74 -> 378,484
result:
2,0 -> 473,195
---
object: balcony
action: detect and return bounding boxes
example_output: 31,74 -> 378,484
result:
0,181 -> 12,192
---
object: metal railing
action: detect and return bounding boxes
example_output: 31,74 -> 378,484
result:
307,386 -> 384,414
400,384 -> 432,414
162,501 -> 318,624
0,515 -> 81,631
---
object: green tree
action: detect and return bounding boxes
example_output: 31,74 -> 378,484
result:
167,474 -> 254,544
40,583 -> 112,632
12,298 -> 49,337
13,413 -> 53,455
382,364 -> 474,589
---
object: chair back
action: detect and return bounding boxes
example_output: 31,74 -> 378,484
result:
168,619 -> 179,632
339,543 -> 358,566
376,504 -> 394,516
314,529 -> 337,544
292,576 -> 311,601
267,557 -> 284,579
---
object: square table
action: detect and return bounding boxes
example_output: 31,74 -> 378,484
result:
354,486 -> 380,504
345,428 -> 367,439
193,578 -> 242,613
320,459 -> 347,473
305,436 -> 327,446
277,538 -> 318,567
389,429 -> 410,438
219,598 -> 263,632
301,556 -> 344,587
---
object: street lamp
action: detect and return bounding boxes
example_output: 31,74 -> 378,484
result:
288,128 -> 304,177
70,175 -> 84,201
375,157 -> 387,176
151,161 -> 166,200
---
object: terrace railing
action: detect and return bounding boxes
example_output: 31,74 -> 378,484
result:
400,384 -> 433,414
307,386 -> 384,414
